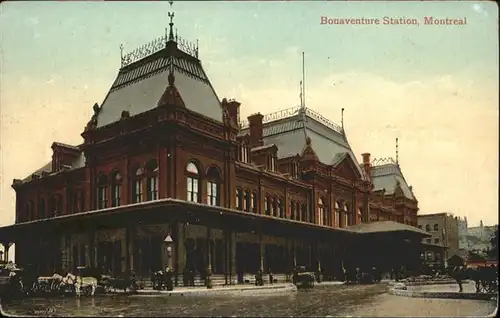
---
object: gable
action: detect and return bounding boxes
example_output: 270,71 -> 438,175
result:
333,154 -> 362,180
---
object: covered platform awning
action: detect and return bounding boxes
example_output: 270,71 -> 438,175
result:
343,220 -> 431,239
0,198 -> 354,243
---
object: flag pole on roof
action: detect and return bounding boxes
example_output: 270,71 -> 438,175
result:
396,138 -> 399,166
302,51 -> 306,109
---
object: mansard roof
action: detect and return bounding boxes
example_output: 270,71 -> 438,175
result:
370,158 -> 415,200
95,40 -> 223,128
239,107 -> 368,180
20,152 -> 86,183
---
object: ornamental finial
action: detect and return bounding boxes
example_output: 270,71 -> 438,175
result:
168,1 -> 175,42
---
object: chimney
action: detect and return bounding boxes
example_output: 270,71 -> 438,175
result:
226,99 -> 241,125
248,113 -> 264,147
361,153 -> 371,176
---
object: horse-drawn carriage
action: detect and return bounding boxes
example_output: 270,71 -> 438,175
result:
449,265 -> 498,293
292,266 -> 315,289
0,261 -> 25,298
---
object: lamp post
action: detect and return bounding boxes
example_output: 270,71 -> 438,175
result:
164,234 -> 174,291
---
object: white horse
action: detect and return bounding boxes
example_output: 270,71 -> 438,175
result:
64,273 -> 97,297
50,273 -> 65,291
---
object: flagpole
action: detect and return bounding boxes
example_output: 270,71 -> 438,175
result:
302,52 -> 305,108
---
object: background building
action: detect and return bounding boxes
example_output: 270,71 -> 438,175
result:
457,216 -> 468,249
418,213 -> 459,267
466,220 -> 497,253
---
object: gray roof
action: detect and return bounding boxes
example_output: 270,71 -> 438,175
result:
240,107 -> 368,180
22,152 -> 86,182
97,48 -> 223,128
345,221 -> 430,236
370,162 -> 415,200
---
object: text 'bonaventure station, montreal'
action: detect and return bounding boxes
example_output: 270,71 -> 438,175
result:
0,6 -> 431,287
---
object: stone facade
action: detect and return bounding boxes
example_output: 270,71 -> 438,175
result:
418,213 -> 460,265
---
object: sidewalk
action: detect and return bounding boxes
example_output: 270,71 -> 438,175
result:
128,282 -> 298,297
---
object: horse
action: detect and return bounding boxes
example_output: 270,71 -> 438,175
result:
64,273 -> 97,297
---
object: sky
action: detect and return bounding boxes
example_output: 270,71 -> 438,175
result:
0,0 -> 498,236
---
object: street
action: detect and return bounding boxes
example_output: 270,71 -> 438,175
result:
1,283 -> 496,317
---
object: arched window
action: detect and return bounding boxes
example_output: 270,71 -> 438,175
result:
433,224 -> 439,232
272,197 -> 278,217
97,174 -> 108,209
265,195 -> 271,215
132,166 -> 144,203
73,192 -> 80,213
25,201 -> 34,221
111,171 -> 122,207
335,202 -> 341,227
145,160 -> 159,201
425,224 -> 431,232
302,203 -> 308,222
251,192 -> 257,213
296,202 -> 301,221
236,188 -> 243,210
186,162 -> 200,203
290,200 -> 295,220
38,198 -> 46,219
206,166 -> 221,206
244,191 -> 251,212
344,203 -> 349,227
49,194 -> 62,217
318,198 -> 324,226
278,198 -> 284,218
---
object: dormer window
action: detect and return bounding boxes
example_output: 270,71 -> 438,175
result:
239,144 -> 249,163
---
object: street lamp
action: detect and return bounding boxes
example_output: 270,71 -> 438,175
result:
164,234 -> 173,270
164,234 -> 174,291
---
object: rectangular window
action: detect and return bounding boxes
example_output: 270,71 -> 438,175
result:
425,238 -> 431,244
207,181 -> 218,206
147,177 -> 158,201
434,238 -> 440,244
133,180 -> 143,203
